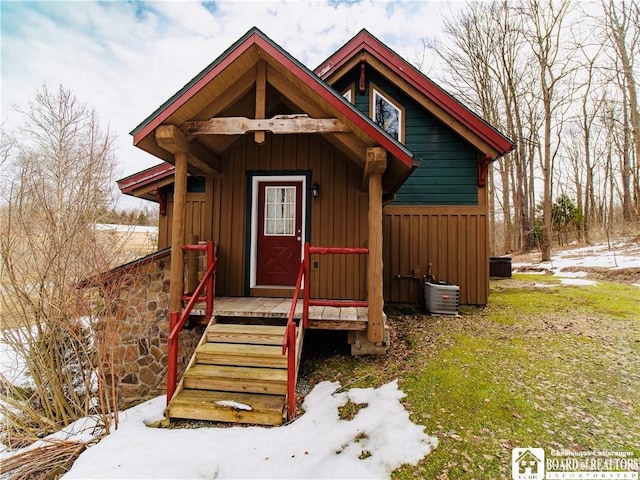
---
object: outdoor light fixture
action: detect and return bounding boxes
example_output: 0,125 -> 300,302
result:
311,183 -> 320,199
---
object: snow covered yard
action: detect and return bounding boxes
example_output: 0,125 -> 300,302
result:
512,238 -> 640,285
2,381 -> 436,479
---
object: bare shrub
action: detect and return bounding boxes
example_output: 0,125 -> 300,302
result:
0,85 -> 130,448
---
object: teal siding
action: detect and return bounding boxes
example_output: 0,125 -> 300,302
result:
334,67 -> 478,205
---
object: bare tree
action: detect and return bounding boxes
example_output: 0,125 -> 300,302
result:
0,86 -> 126,445
518,0 -> 578,260
421,0 -> 637,253
601,0 -> 640,220
433,1 -> 535,254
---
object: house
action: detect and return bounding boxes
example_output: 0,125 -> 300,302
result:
116,27 -> 513,425
515,449 -> 542,476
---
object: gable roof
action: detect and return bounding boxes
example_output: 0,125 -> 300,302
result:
117,163 -> 175,201
130,27 -> 416,192
315,29 -> 514,159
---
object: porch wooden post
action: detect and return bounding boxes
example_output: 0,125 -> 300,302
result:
365,147 -> 387,343
169,151 -> 188,312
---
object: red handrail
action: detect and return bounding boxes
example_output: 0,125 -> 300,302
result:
167,241 -> 217,405
281,258 -> 305,418
303,245 -> 369,331
282,243 -> 368,420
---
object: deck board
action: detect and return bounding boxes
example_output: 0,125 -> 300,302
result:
213,297 -> 368,330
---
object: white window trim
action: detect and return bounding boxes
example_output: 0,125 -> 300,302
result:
371,86 -> 404,143
341,83 -> 355,104
250,175 -> 307,289
263,186 -> 297,237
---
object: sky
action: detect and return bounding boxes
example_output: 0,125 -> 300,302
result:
0,0 -> 463,208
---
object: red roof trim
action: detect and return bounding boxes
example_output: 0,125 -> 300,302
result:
132,28 -> 413,170
132,32 -> 261,145
117,163 -> 175,195
250,36 -> 412,167
316,31 -> 514,156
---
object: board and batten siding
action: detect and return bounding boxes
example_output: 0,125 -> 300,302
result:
343,67 -> 479,205
212,133 -> 368,300
383,205 -> 489,306
159,192 -> 212,250
336,65 -> 492,305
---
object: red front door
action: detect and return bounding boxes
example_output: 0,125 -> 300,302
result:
256,181 -> 303,286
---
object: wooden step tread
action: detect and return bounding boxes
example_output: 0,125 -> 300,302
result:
196,343 -> 287,368
206,324 -> 286,345
168,389 -> 286,425
197,342 -> 285,356
183,364 -> 287,395
185,364 -> 287,382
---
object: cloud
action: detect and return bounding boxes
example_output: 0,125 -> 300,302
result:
1,0 -> 463,205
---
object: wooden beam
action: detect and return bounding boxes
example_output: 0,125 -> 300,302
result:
364,147 -> 388,177
266,66 -> 326,116
155,125 -> 221,174
277,94 -> 368,166
182,115 -> 351,135
363,146 -> 388,190
196,67 -> 257,121
255,60 -> 267,145
365,147 -> 387,344
169,151 -> 188,312
268,65 -> 372,162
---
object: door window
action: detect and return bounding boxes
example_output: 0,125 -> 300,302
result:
264,186 -> 296,236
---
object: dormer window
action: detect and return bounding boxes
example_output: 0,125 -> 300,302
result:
370,84 -> 404,142
341,84 -> 355,104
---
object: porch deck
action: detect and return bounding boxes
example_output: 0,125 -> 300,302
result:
211,296 -> 372,331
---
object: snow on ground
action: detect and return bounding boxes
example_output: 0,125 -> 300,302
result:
58,380 -> 436,479
559,278 -> 599,286
94,223 -> 159,234
4,240 -> 636,476
513,238 -> 639,286
0,329 -> 31,387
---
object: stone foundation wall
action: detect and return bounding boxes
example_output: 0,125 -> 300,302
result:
105,253 -> 205,407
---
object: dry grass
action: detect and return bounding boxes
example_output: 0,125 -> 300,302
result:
0,440 -> 89,480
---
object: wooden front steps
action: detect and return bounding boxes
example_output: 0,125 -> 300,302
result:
167,322 -> 290,426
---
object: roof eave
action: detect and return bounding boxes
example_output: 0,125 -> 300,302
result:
315,30 -> 514,157
117,163 -> 175,196
130,27 -> 415,175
